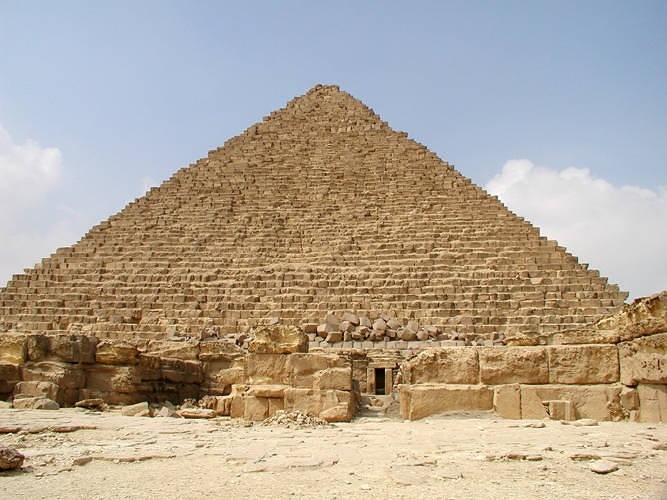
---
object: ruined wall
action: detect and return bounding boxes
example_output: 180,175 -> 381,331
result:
398,292 -> 666,422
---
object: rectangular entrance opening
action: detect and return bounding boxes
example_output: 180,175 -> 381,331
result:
374,368 -> 385,395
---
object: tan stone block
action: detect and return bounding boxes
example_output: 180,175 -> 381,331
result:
0,362 -> 20,381
637,384 -> 667,423
399,384 -> 493,420
548,345 -> 619,384
48,335 -> 96,363
620,386 -> 639,411
520,384 -> 622,421
198,340 -> 244,361
400,348 -> 479,384
246,353 -> 290,385
248,325 -> 308,354
13,381 -> 59,400
283,387 -> 320,416
287,353 -> 347,387
84,365 -> 141,394
0,334 -> 26,364
95,340 -> 139,365
314,367 -> 352,391
247,384 -> 287,399
160,358 -> 202,384
546,400 -> 574,421
618,333 -> 667,386
145,339 -> 200,360
243,396 -> 269,420
493,384 -> 521,419
268,397 -> 284,415
318,390 -> 355,422
479,347 -> 547,384
22,361 -> 85,389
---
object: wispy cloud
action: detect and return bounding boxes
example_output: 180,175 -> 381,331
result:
486,159 -> 667,300
0,124 -> 85,286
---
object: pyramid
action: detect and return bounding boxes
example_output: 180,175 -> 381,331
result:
0,85 -> 628,345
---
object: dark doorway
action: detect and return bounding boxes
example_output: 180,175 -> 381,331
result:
374,368 -> 385,395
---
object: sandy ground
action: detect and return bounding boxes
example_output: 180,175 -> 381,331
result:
1,408 -> 666,499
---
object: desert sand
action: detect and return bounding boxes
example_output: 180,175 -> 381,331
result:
1,408 -> 666,499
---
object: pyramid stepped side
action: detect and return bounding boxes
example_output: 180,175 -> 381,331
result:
0,85 -> 628,342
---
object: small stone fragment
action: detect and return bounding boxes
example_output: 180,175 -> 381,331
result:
75,398 -> 108,411
121,401 -> 151,417
590,460 -> 619,474
572,418 -> 598,427
0,445 -> 25,470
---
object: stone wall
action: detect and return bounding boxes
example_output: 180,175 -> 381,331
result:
397,293 -> 666,422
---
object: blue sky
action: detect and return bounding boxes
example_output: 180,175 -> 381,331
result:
0,1 -> 665,298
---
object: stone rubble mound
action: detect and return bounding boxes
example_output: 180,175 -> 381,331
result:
261,410 -> 330,428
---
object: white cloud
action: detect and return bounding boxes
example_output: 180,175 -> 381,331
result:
140,175 -> 157,195
0,124 -> 85,286
486,159 -> 667,300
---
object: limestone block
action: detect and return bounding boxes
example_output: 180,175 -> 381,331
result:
229,385 -> 248,418
12,396 -> 59,410
22,361 -> 85,389
546,400 -> 574,421
77,388 -> 145,405
248,325 -> 308,354
198,340 -> 244,361
0,334 -> 26,364
13,381 -> 59,400
520,384 -> 622,421
341,312 -> 359,325
247,384 -> 287,399
548,345 -> 619,384
145,339 -> 200,360
121,401 -> 151,417
314,367 -> 352,391
203,361 -> 245,388
0,362 -> 20,381
85,365 -> 141,394
637,384 -> 667,422
246,353 -> 290,385
95,340 -> 139,365
283,387 -> 354,422
400,348 -> 479,385
137,354 -> 162,381
287,353 -> 348,387
268,397 -> 284,415
550,329 -> 620,345
48,335 -> 96,363
399,384 -> 493,420
596,291 -> 667,341
479,347 -> 547,385
618,333 -> 667,386
620,386 -> 639,411
160,358 -> 203,384
493,384 -> 521,419
244,396 -> 270,420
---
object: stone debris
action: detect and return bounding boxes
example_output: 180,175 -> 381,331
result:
12,397 -> 59,410
74,398 -> 108,411
262,410 -> 330,428
120,401 -> 151,417
0,445 -> 25,470
590,459 -> 619,474
176,408 -> 216,419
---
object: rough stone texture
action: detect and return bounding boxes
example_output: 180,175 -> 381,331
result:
548,345 -> 619,384
637,384 -> 667,423
248,325 -> 308,354
400,348 -> 478,384
0,445 -> 24,470
12,396 -> 60,410
493,384 -> 521,419
246,354 -> 290,385
520,384 -> 622,421
618,332 -> 667,386
399,384 -> 493,420
479,347 -> 548,384
95,340 -> 139,365
0,334 -> 26,364
596,291 -> 666,341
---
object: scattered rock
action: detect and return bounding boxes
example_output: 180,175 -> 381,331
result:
0,445 -> 25,471
75,398 -> 108,411
177,408 -> 216,419
0,426 -> 21,434
121,401 -> 151,417
652,442 -> 667,451
72,456 -> 93,466
524,422 -> 546,428
572,419 -> 598,427
12,397 -> 59,410
590,460 -> 619,474
262,410 -> 330,428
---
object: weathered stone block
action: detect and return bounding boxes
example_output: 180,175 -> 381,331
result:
637,384 -> 667,423
0,362 -> 20,381
145,339 -> 200,360
287,353 -> 347,387
248,325 -> 308,354
400,348 -> 479,384
546,400 -> 574,421
493,384 -> 521,419
548,345 -> 619,384
84,365 -> 141,394
244,395 -> 270,420
314,367 -> 352,391
520,384 -> 622,421
198,340 -> 244,361
12,396 -> 59,410
13,381 -> 59,400
618,333 -> 667,386
0,334 -> 26,364
283,387 -> 354,422
399,384 -> 493,420
246,353 -> 290,385
247,384 -> 287,399
22,361 -> 85,389
160,358 -> 202,384
479,347 -> 547,384
95,340 -> 139,365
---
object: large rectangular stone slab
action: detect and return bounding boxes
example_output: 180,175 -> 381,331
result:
520,384 -> 622,421
479,347 -> 547,384
493,384 -> 521,419
245,353 -> 290,385
618,333 -> 667,386
399,384 -> 493,420
548,345 -> 619,384
400,348 -> 479,384
637,384 -> 667,423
